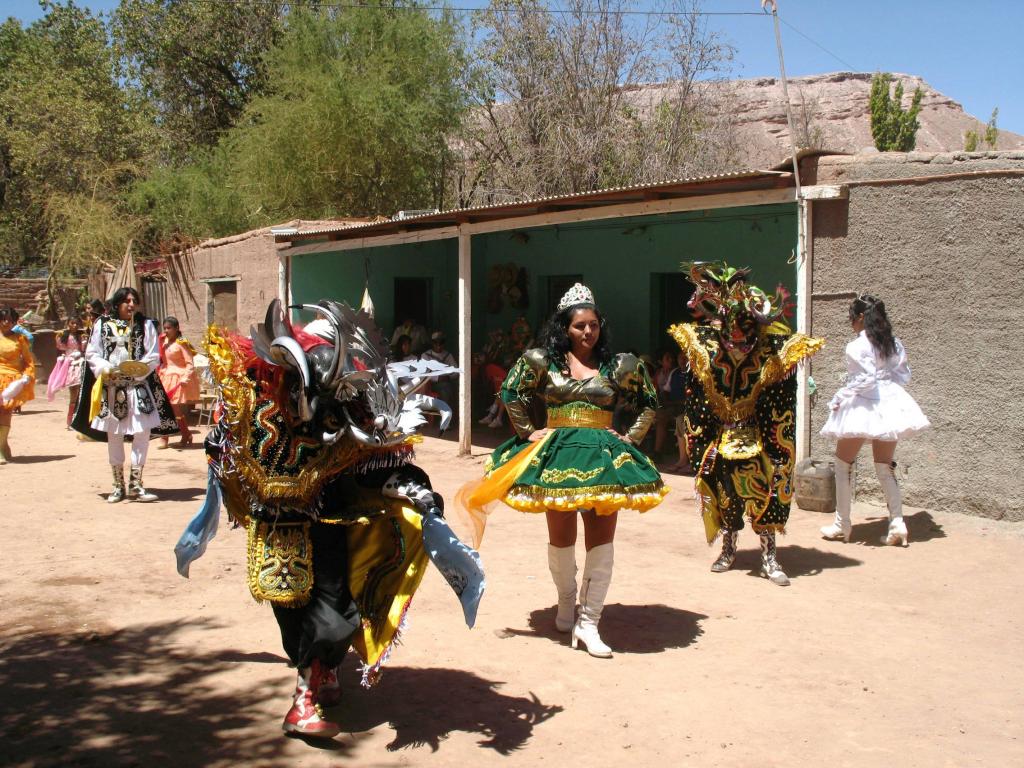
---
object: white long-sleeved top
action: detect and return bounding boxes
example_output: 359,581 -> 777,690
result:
828,331 -> 911,408
86,317 -> 161,435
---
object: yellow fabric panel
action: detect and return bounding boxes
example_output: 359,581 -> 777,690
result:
347,506 -> 428,678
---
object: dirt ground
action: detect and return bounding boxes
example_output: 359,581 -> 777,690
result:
2,388 -> 1022,768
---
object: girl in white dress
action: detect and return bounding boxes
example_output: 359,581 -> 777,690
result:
820,295 -> 929,546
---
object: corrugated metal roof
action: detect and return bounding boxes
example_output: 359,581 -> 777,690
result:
278,168 -> 792,242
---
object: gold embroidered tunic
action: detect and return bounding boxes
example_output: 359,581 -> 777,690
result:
670,321 -> 824,541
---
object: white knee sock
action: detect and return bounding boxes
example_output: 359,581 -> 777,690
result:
131,430 -> 151,466
108,433 -> 126,466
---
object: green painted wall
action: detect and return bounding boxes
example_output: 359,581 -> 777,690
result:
473,203 -> 797,354
288,202 -> 797,356
290,239 -> 460,345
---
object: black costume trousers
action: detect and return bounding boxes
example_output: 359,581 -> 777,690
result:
272,523 -> 361,670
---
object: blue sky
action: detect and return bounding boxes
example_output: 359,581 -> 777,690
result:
6,0 -> 1022,132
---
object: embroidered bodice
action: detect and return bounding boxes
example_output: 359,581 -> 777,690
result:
499,347 -> 658,444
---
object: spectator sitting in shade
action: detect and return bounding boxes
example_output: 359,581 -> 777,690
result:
391,317 -> 428,355
393,334 -> 417,362
420,331 -> 458,414
653,349 -> 688,457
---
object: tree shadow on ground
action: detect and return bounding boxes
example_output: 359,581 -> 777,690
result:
498,603 -> 706,655
850,510 -> 946,546
333,659 -> 563,755
733,544 -> 862,579
0,618 -> 289,768
12,453 -> 75,464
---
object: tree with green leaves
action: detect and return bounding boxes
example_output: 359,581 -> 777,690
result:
0,1 -> 154,271
984,107 -> 999,149
869,72 -> 923,152
112,0 -> 285,162
132,3 -> 468,238
963,107 -> 998,151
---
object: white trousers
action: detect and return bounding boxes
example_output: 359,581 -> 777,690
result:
108,430 -> 151,467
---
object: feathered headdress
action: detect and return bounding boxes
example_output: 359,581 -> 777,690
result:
683,262 -> 792,326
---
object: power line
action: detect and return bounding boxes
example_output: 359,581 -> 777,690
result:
777,16 -> 858,71
171,0 -> 769,17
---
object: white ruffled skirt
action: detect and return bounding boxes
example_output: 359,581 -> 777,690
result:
820,382 -> 930,442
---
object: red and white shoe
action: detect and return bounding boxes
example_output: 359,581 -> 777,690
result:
282,668 -> 340,738
316,663 -> 342,708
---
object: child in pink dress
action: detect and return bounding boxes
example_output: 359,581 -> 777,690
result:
47,317 -> 87,427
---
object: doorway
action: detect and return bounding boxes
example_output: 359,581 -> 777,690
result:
545,274 -> 584,315
207,279 -> 239,331
393,277 -> 433,331
650,272 -> 695,353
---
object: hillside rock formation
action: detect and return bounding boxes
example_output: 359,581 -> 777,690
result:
702,71 -> 1024,168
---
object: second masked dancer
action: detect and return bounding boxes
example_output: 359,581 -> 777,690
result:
671,263 -> 823,586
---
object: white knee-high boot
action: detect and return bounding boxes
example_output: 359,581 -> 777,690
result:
571,543 -> 613,658
875,461 -> 908,547
821,458 -> 853,542
547,544 -> 577,633
759,531 -> 790,586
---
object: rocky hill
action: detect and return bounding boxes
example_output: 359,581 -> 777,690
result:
708,71 -> 1024,168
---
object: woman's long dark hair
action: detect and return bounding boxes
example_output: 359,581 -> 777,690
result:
849,294 -> 897,358
540,305 -> 613,370
108,287 -> 146,339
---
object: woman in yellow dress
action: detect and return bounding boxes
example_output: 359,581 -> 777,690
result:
158,316 -> 200,448
0,307 -> 36,464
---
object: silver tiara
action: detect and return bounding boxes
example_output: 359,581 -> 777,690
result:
557,283 -> 596,312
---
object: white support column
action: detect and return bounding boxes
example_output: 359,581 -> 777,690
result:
278,249 -> 290,307
457,229 -> 472,456
795,196 -> 813,462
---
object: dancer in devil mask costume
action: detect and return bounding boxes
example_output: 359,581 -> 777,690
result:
175,299 -> 483,738
670,264 -> 823,586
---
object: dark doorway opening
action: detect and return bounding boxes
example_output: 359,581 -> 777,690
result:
393,277 -> 433,331
650,273 -> 695,353
545,274 -> 584,316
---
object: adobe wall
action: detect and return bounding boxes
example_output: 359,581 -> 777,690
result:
163,231 -> 282,346
807,152 -> 1024,520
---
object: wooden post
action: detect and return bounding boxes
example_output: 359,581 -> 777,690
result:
458,229 -> 472,456
795,196 -> 813,462
278,249 -> 289,309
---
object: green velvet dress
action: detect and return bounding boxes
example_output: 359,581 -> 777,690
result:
486,348 -> 667,514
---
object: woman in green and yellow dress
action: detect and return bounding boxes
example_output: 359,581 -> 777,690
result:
463,283 -> 667,657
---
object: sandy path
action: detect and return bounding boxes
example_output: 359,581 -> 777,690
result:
1,388 -> 1021,767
